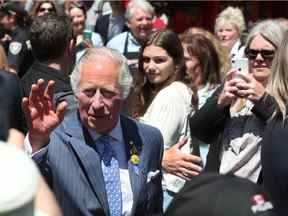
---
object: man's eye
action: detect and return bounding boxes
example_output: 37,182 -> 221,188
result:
83,89 -> 95,97
100,89 -> 117,99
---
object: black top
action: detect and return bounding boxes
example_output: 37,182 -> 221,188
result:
7,26 -> 34,78
94,14 -> 128,45
261,116 -> 288,216
0,70 -> 26,140
21,61 -> 72,98
189,86 -> 278,173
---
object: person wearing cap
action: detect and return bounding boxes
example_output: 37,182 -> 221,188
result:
165,173 -> 277,216
23,47 -> 164,216
0,2 -> 34,77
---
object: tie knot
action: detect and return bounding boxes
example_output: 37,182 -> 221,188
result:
97,135 -> 114,165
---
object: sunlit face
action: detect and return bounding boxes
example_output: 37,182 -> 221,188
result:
37,2 -> 55,17
76,58 -> 123,134
182,43 -> 203,88
248,34 -> 275,86
142,45 -> 175,85
216,23 -> 239,50
127,8 -> 154,43
69,7 -> 85,36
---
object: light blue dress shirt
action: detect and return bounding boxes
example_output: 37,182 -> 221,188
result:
88,118 -> 133,216
106,31 -> 140,54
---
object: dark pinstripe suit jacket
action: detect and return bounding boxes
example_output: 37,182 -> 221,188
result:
33,110 -> 164,216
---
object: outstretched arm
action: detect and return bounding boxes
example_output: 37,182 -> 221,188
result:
162,138 -> 203,180
22,79 -> 68,153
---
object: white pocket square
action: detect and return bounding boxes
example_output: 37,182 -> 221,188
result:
146,170 -> 160,183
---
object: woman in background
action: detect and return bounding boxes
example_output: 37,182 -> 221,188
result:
29,0 -> 58,19
184,27 -> 230,76
262,30 -> 288,216
189,19 -> 285,183
66,2 -> 103,61
133,30 -> 202,210
215,6 -> 246,61
180,33 -> 222,165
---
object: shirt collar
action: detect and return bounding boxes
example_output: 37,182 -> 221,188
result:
128,31 -> 140,46
87,117 -> 123,142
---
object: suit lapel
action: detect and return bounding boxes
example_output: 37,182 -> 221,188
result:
63,111 -> 109,215
120,117 -> 147,210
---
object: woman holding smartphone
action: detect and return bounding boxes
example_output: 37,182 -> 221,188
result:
189,19 -> 285,183
66,2 -> 103,61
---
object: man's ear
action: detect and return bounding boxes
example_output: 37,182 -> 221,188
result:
126,20 -> 131,29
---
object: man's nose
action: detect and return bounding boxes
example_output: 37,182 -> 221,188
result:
91,90 -> 105,109
141,18 -> 149,26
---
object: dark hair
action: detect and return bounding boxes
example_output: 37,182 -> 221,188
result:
30,0 -> 58,19
30,14 -> 73,62
0,2 -> 31,27
67,2 -> 87,18
180,33 -> 221,88
134,29 -> 185,116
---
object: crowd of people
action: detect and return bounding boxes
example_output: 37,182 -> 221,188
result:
0,1 -> 288,216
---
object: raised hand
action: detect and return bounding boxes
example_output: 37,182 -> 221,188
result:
235,72 -> 266,102
162,138 -> 203,181
22,79 -> 68,152
217,69 -> 239,106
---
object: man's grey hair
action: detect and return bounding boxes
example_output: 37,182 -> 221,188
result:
70,47 -> 133,99
245,19 -> 285,49
124,0 -> 155,22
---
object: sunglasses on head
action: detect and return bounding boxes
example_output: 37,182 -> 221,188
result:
245,48 -> 275,60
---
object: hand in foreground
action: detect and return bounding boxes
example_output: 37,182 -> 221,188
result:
217,69 -> 239,106
162,138 -> 203,181
22,79 -> 68,152
235,72 -> 266,102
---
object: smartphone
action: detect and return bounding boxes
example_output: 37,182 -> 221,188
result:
231,58 -> 249,74
83,30 -> 92,42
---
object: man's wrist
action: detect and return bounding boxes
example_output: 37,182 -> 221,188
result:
28,132 -> 50,153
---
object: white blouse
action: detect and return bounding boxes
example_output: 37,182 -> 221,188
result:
140,81 -> 193,193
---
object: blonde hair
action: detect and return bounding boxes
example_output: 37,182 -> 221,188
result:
245,19 -> 285,50
267,30 -> 288,119
215,6 -> 246,36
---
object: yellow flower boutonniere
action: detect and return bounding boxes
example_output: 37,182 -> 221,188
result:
129,141 -> 140,165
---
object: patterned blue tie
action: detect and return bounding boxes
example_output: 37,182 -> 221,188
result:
98,135 -> 122,216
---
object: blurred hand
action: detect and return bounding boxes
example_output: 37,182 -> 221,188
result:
22,79 -> 68,153
235,72 -> 266,102
217,69 -> 239,106
162,138 -> 203,181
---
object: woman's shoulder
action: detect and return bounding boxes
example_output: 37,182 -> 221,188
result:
159,81 -> 191,96
155,81 -> 192,104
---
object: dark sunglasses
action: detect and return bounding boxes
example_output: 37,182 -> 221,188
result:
245,48 -> 275,60
38,7 -> 54,13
